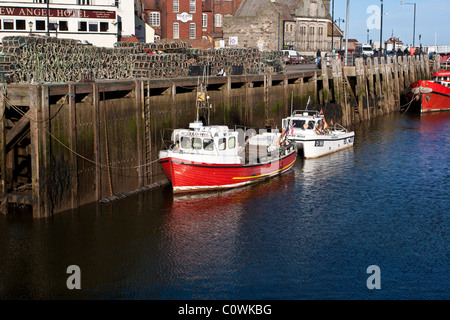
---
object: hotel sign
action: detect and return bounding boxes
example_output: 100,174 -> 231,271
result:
0,7 -> 116,19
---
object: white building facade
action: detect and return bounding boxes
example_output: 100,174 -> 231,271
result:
0,0 -> 153,47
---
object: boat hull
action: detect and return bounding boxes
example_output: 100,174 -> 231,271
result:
292,132 -> 355,159
408,80 -> 450,113
159,151 -> 297,193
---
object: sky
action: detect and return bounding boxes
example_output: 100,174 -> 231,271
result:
331,0 -> 450,47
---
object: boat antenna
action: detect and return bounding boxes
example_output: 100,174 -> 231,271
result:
305,96 -> 310,110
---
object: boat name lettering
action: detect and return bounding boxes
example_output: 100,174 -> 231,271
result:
186,132 -> 211,138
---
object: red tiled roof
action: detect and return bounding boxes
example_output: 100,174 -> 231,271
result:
119,36 -> 139,43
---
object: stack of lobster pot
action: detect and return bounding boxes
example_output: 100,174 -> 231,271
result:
0,36 -> 286,84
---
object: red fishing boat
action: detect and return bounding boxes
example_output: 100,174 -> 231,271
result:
159,84 -> 297,194
407,71 -> 450,113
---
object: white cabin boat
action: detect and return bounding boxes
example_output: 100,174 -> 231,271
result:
282,110 -> 355,159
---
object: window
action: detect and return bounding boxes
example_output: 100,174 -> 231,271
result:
189,23 -> 196,39
149,12 -> 160,27
77,0 -> 91,4
59,21 -> 68,31
318,27 -> 323,36
190,0 -> 196,13
192,138 -> 202,150
33,0 -> 47,3
202,13 -> 207,28
214,14 -> 222,28
181,137 -> 191,149
78,21 -> 87,31
228,137 -> 236,149
3,20 -> 13,30
100,22 -> 108,32
173,23 -> 179,39
16,20 -> 26,30
309,27 -> 314,35
89,22 -> 98,32
173,0 -> 179,12
219,138 -> 226,151
36,20 -> 45,31
203,139 -> 214,151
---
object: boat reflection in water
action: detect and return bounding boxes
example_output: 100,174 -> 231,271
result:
161,170 -> 296,289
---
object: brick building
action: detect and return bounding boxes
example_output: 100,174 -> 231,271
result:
142,0 -> 243,46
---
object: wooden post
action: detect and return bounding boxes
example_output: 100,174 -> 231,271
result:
68,84 -> 78,209
135,80 -> 145,187
92,83 -> 101,201
398,56 -> 405,94
0,88 -> 6,197
41,85 -> 51,216
146,80 -> 152,185
367,59 -> 375,119
321,58 -> 330,104
30,85 -> 44,218
355,58 -> 365,120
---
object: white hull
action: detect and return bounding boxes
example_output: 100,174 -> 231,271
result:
293,132 -> 355,159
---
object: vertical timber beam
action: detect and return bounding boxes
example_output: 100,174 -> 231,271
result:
0,88 -> 6,197
30,85 -> 45,218
68,83 -> 78,209
92,83 -> 101,201
135,80 -> 145,187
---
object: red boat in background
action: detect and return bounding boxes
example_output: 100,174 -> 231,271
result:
407,71 -> 450,113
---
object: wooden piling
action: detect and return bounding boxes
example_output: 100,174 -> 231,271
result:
92,83 -> 102,201
68,84 -> 78,209
0,88 -> 6,197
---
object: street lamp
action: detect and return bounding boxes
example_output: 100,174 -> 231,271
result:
344,0 -> 350,66
379,0 -> 384,57
28,21 -> 33,35
400,1 -> 416,48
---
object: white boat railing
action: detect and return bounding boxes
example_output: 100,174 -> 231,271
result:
291,110 -> 320,117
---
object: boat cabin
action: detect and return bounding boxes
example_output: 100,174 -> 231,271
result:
171,122 -> 240,158
282,110 -> 325,133
432,71 -> 450,83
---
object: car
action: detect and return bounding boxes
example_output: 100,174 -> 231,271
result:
282,50 -> 305,64
354,44 -> 374,57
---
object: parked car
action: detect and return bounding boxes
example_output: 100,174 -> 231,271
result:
354,44 -> 374,57
282,50 -> 305,64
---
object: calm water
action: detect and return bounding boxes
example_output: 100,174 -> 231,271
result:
0,112 -> 448,300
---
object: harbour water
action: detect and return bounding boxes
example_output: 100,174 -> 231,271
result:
0,111 -> 448,300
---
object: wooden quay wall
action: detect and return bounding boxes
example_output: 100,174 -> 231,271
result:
0,55 -> 434,217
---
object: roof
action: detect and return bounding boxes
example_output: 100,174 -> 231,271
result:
327,22 -> 343,37
119,36 -> 139,43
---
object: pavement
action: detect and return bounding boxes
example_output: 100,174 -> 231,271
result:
285,63 -> 320,74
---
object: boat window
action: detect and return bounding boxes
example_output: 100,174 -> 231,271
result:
228,137 -> 236,149
308,121 -> 315,129
181,136 -> 191,149
192,137 -> 202,150
292,120 -> 306,129
203,138 -> 214,151
218,138 -> 226,151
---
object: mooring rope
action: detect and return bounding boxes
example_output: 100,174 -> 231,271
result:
3,95 -> 160,172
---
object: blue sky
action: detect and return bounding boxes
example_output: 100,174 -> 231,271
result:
331,0 -> 450,47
